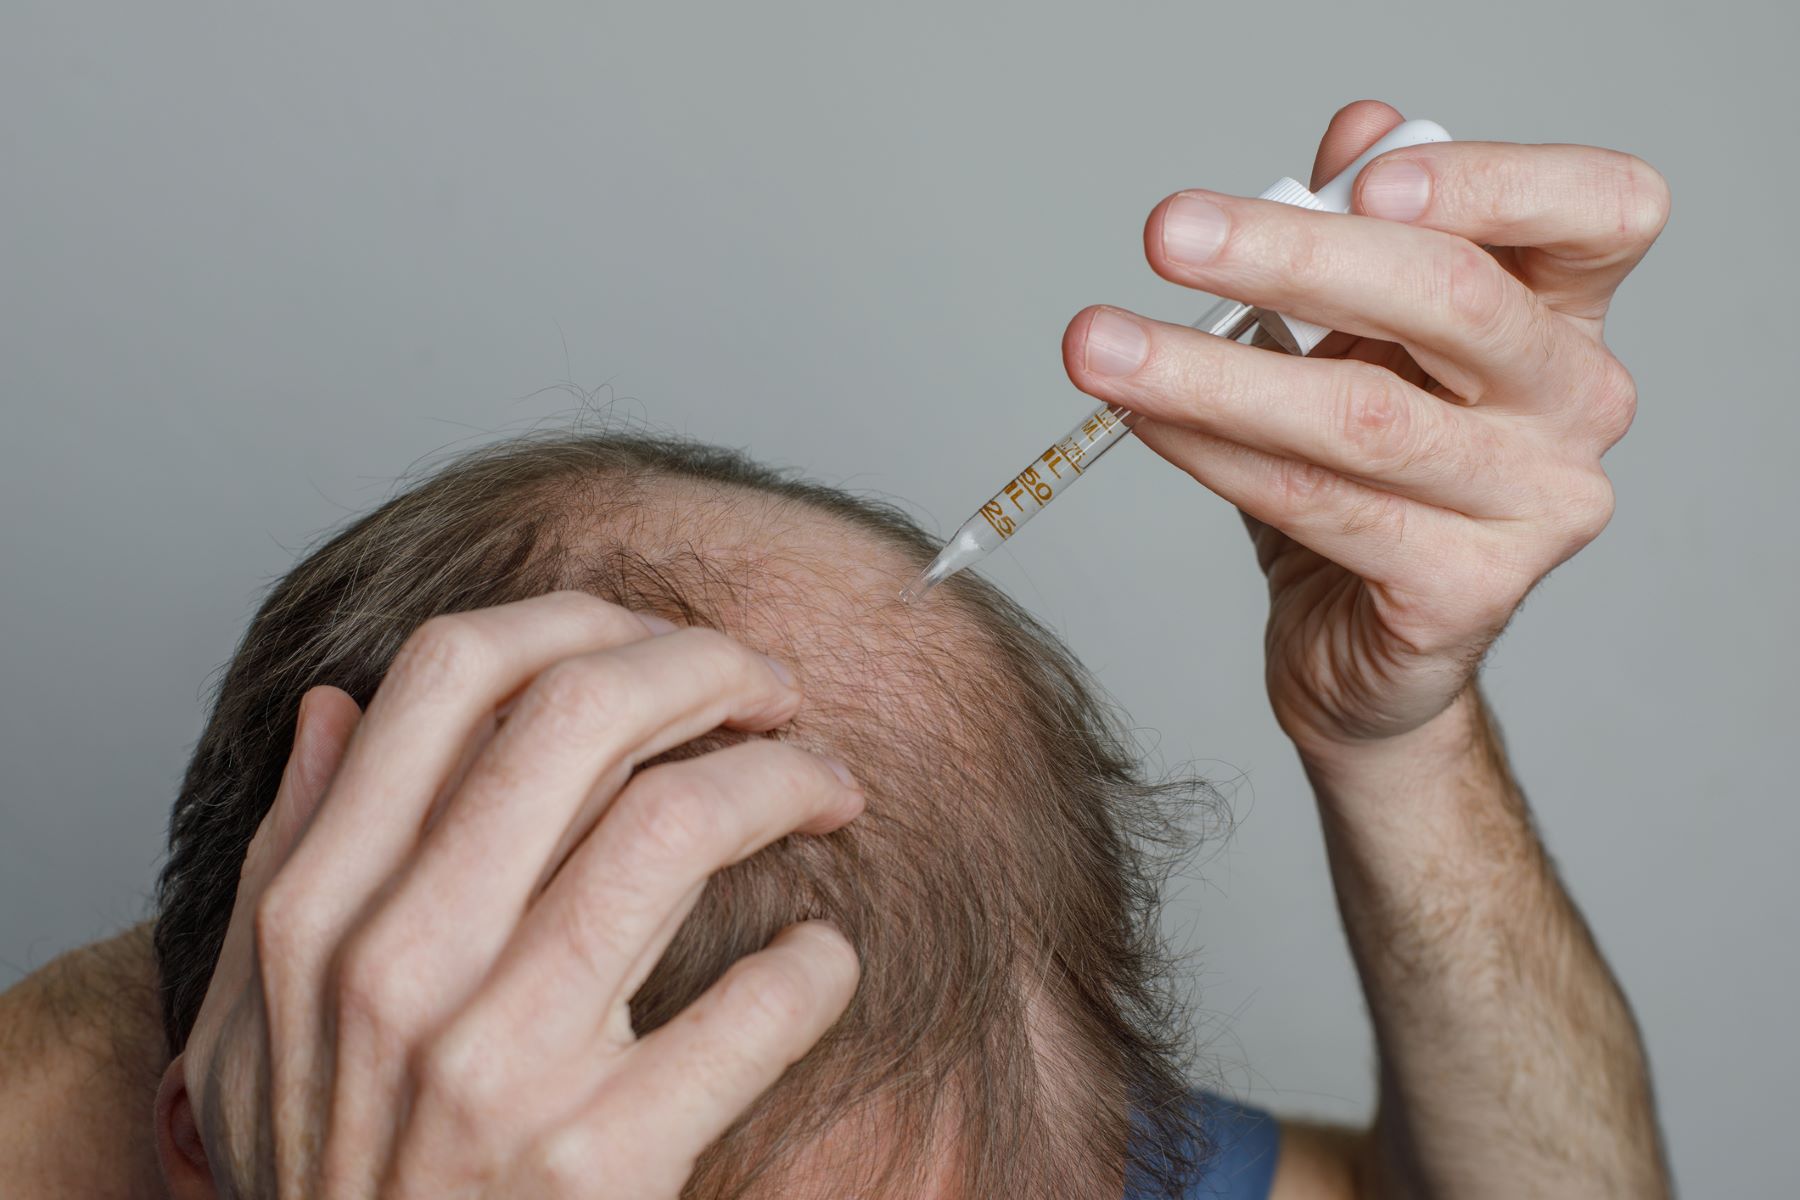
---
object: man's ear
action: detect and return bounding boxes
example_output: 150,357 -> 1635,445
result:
154,1056 -> 216,1199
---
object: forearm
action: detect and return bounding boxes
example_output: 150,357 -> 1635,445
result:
1300,688 -> 1668,1199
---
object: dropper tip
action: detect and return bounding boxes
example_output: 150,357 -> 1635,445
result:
901,525 -> 991,605
899,556 -> 955,605
898,568 -> 940,606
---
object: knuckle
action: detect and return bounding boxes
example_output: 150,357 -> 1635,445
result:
684,625 -> 780,700
735,740 -> 833,802
544,589 -> 649,639
390,613 -> 492,693
548,880 -> 634,975
773,743 -> 838,799
414,1026 -> 506,1136
1566,471 -> 1617,543
332,937 -> 414,1035
1336,364 -> 1423,473
540,587 -> 612,615
1590,357 -> 1640,445
1437,239 -> 1513,341
675,625 -> 749,678
1271,458 -> 1340,511
252,882 -> 307,962
408,1036 -> 522,1165
529,1128 -> 609,1196
523,657 -> 635,738
620,768 -> 726,865
674,624 -> 734,655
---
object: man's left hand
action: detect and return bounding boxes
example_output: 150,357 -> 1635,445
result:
1062,100 -> 1669,759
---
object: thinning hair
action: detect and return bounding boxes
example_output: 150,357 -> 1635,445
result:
153,431 -> 1216,1198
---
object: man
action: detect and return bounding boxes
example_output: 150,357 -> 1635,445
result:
0,101 -> 1671,1196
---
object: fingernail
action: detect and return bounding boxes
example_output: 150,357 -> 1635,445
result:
1161,193 -> 1230,266
1359,160 -> 1431,222
637,613 -> 679,636
819,755 -> 860,791
1083,309 -> 1149,377
761,654 -> 798,689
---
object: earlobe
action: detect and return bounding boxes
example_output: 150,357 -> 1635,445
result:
154,1056 -> 217,1199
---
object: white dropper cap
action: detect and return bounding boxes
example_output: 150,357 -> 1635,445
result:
1252,118 -> 1453,355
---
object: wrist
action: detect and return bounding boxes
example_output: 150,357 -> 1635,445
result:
1292,686 -> 1489,799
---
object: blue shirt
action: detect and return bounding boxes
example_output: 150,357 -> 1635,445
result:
1124,1092 -> 1281,1200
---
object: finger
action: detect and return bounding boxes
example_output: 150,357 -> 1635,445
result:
318,623 -> 802,1165
1132,416 -> 1472,586
1352,141 -> 1671,318
1309,98 -> 1408,186
185,687 -> 361,1084
441,739 -> 860,1073
343,629 -> 805,1014
572,922 -> 859,1195
1063,306 -> 1523,516
1143,186 -> 1567,405
246,686 -> 363,889
218,686 -> 361,978
260,599 -> 671,1186
276,592 -> 660,939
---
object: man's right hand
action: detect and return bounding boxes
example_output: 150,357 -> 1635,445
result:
157,592 -> 864,1199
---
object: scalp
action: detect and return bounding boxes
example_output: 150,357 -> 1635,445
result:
154,431 -> 1210,1200
543,474 -> 1170,1199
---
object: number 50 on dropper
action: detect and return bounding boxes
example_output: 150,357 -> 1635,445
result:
901,118 -> 1453,605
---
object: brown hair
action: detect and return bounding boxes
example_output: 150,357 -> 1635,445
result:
153,430 -> 1215,1197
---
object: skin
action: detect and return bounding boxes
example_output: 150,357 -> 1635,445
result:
1062,100 -> 1670,1197
0,99 -> 1670,1196
168,598 -> 868,1197
0,924 -> 165,1199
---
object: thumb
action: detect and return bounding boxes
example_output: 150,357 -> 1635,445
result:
1309,99 -> 1407,191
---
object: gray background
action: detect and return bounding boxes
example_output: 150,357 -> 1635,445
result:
3,2 -> 1794,1193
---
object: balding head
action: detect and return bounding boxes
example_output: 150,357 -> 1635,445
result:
154,432 -> 1212,1198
